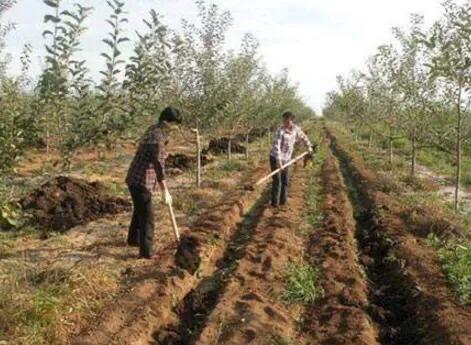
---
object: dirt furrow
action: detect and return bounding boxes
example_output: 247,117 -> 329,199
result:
153,164 -> 309,345
71,165 -> 268,345
304,145 -> 378,344
328,128 -> 471,345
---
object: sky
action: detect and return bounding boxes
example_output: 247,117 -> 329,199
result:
2,0 -> 451,113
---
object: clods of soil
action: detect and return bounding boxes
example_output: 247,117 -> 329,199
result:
175,235 -> 201,274
203,138 -> 246,155
20,176 -> 130,231
165,153 -> 212,174
233,128 -> 268,143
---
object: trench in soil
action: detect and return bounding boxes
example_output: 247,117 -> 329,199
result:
330,139 -> 422,345
152,189 -> 270,345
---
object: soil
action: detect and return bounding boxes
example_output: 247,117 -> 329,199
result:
415,163 -> 471,214
203,138 -> 247,155
20,176 -> 130,231
233,128 -> 268,143
304,147 -> 378,344
71,164 -> 268,345
328,128 -> 471,345
155,165 -> 310,345
165,153 -> 212,174
175,235 -> 201,274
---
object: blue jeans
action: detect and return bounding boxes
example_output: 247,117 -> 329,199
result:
270,155 -> 289,206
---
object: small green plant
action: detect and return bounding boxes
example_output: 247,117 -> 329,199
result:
282,262 -> 323,304
0,201 -> 22,229
438,244 -> 471,304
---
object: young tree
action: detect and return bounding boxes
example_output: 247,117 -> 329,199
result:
95,0 -> 129,150
393,15 -> 437,175
38,0 -> 93,157
425,0 -> 471,210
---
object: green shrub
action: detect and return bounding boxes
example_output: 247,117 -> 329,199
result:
439,244 -> 471,304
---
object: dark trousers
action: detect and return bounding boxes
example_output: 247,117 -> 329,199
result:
270,155 -> 289,206
127,185 -> 154,257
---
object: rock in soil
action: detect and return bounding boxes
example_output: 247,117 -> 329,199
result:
175,235 -> 201,274
20,176 -> 130,232
203,138 -> 246,155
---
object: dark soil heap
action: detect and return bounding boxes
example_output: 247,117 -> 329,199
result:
165,153 -> 212,173
21,176 -> 131,231
233,127 -> 268,143
203,137 -> 246,155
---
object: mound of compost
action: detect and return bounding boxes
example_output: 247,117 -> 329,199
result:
20,176 -> 131,231
203,137 -> 246,155
165,153 -> 212,172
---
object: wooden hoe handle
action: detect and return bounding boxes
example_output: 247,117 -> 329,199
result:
254,151 -> 310,187
167,203 -> 181,243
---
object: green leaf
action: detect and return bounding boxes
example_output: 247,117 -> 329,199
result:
44,14 -> 61,23
43,0 -> 59,8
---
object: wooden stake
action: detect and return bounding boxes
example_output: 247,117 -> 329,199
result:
192,128 -> 201,188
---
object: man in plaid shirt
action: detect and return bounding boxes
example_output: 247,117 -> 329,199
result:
269,111 -> 313,207
125,107 -> 181,259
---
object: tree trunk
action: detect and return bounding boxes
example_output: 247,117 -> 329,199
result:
46,127 -> 50,157
411,128 -> 417,176
245,133 -> 249,160
388,127 -> 393,166
227,138 -> 232,161
195,129 -> 201,188
454,89 -> 462,211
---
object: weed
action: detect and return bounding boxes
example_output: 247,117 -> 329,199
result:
282,262 -> 323,304
438,243 -> 471,304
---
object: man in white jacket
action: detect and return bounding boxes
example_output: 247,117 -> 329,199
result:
269,111 -> 313,207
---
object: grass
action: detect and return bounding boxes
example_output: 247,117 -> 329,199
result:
426,235 -> 471,305
0,258 -> 119,344
282,262 -> 323,304
220,160 -> 244,172
303,130 -> 325,231
440,244 -> 471,304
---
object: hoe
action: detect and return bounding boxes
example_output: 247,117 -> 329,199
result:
246,144 -> 317,190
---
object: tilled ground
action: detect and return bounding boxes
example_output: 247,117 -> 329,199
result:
71,164 -> 268,345
328,128 -> 471,344
72,130 -> 471,345
9,125 -> 471,345
304,146 -> 378,344
153,165 -> 310,345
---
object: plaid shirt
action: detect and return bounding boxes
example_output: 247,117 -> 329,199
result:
126,123 -> 167,191
270,124 -> 311,163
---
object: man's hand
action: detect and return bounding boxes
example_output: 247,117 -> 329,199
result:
162,188 -> 173,205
